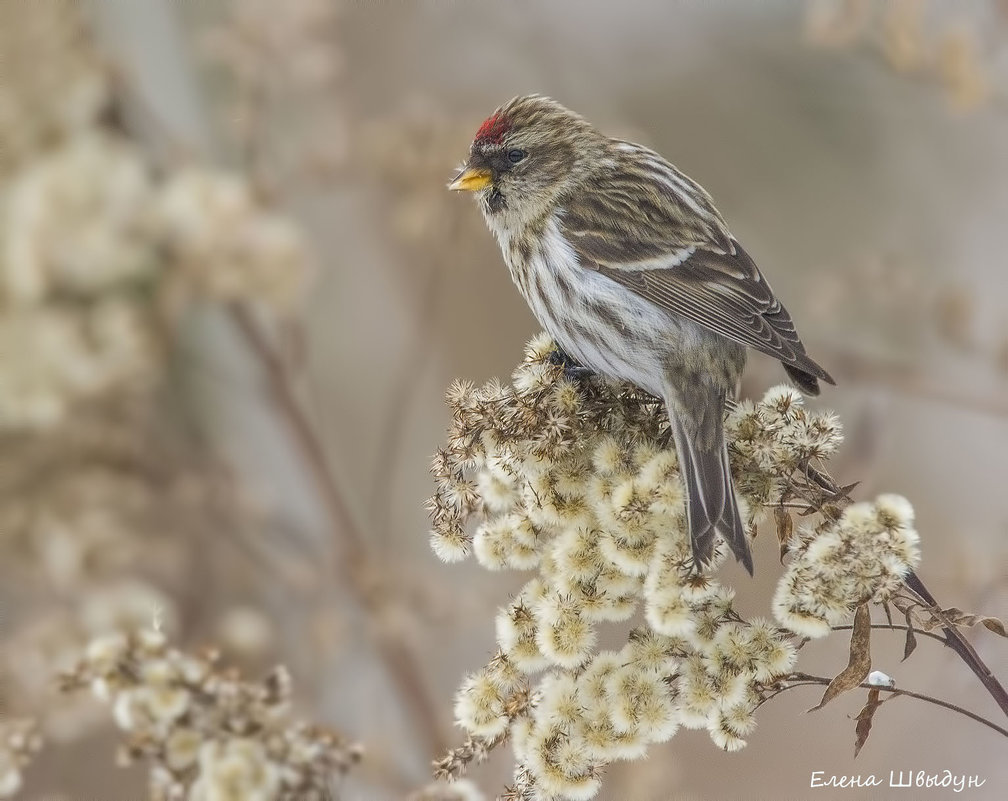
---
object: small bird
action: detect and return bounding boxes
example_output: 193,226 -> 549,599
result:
449,95 -> 833,575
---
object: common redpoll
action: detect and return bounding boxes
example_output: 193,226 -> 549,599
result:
449,95 -> 834,574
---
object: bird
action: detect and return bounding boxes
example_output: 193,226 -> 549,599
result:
448,94 -> 833,575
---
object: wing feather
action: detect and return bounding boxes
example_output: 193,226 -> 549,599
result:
560,145 -> 834,386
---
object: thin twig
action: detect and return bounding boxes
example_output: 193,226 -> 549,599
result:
782,672 -> 1008,739
830,623 -> 948,647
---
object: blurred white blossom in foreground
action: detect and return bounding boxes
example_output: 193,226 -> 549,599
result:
59,628 -> 362,801
0,2 -> 333,798
0,134 -> 313,432
0,720 -> 42,798
429,334 -> 920,800
157,168 -> 311,311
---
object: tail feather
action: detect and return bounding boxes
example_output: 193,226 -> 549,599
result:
782,344 -> 835,396
668,399 -> 754,575
784,364 -> 824,396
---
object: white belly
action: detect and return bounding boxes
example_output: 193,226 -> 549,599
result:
497,218 -> 688,399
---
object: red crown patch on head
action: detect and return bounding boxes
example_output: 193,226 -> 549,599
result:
474,112 -> 510,145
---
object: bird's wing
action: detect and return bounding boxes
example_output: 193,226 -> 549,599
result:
559,146 -> 833,384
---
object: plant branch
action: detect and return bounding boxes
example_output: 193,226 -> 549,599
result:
229,303 -> 447,754
801,463 -> 1008,718
902,570 -> 1008,718
780,672 -> 1008,739
368,236 -> 448,544
830,623 -> 947,647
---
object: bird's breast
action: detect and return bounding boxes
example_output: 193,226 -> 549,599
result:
493,218 -> 678,397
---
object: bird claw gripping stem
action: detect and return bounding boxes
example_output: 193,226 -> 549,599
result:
547,347 -> 596,383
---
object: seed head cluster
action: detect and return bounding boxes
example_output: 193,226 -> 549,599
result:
773,494 -> 920,638
0,719 -> 42,798
59,628 -> 362,801
429,335 -> 919,800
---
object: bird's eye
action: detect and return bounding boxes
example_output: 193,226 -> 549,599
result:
507,149 -> 526,164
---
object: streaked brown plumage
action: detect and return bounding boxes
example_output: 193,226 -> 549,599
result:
450,95 -> 834,574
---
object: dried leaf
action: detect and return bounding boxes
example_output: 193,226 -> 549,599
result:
903,612 -> 919,660
937,607 -> 1008,637
853,688 -> 885,758
774,505 -> 792,563
829,481 -> 860,503
811,603 -> 872,710
982,617 -> 1007,637
915,611 -> 942,632
902,620 -> 917,661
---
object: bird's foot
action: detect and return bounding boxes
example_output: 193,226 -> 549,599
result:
547,347 -> 595,384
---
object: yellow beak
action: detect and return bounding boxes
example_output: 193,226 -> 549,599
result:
448,167 -> 493,192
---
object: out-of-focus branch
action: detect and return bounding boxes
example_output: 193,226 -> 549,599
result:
229,303 -> 448,755
367,215 -> 457,541
823,346 -> 1008,420
188,10 -> 450,757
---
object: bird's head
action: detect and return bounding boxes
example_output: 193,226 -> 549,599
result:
449,95 -> 607,225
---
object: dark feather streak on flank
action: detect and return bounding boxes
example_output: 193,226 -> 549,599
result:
585,298 -> 626,334
565,316 -> 608,354
514,234 -> 532,265
553,271 -> 575,306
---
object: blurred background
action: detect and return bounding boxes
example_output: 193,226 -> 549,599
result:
1,0 -> 1006,798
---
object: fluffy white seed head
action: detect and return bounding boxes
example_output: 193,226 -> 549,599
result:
536,672 -> 583,729
773,495 -> 921,637
496,595 -> 549,673
454,669 -> 509,738
431,343 -> 921,791
430,527 -> 471,564
535,594 -> 597,668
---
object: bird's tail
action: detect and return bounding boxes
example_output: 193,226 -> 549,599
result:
667,394 -> 753,575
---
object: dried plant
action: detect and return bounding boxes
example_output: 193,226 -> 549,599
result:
197,0 -> 347,193
3,1 -> 1006,797
0,720 -> 42,797
0,0 -> 109,179
0,2 -> 363,796
410,778 -> 487,801
428,335 -> 1007,799
58,627 -> 362,800
804,0 -> 1000,111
